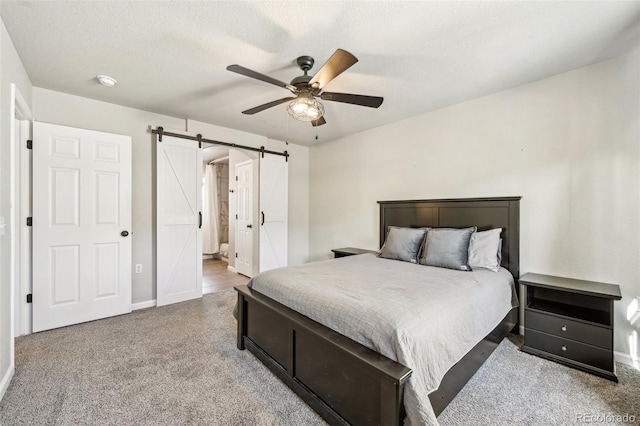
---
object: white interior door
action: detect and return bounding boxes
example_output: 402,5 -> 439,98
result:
32,122 -> 132,332
156,135 -> 202,306
236,160 -> 254,277
259,154 -> 288,272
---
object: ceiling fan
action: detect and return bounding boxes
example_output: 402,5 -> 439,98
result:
226,49 -> 383,127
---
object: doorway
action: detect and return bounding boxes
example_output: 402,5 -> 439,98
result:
201,146 -> 256,291
158,138 -> 288,306
202,145 -> 233,293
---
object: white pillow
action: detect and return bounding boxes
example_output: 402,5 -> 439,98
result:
468,228 -> 502,272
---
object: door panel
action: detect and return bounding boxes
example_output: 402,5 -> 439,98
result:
33,122 -> 132,332
156,135 -> 202,306
95,171 -> 119,224
259,154 -> 288,272
236,160 -> 254,277
50,245 -> 80,304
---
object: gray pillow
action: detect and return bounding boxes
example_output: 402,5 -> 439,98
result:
468,228 -> 502,272
379,226 -> 428,263
419,227 -> 476,271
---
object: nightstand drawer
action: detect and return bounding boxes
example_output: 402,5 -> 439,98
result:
525,329 -> 613,371
525,309 -> 612,350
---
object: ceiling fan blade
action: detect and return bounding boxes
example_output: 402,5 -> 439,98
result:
242,97 -> 297,115
311,116 -> 326,127
320,92 -> 383,108
227,65 -> 297,93
308,49 -> 358,89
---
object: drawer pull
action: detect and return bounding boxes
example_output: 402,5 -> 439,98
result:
561,325 -> 567,332
561,345 -> 567,351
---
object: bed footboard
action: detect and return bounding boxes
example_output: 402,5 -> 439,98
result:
236,285 -> 412,426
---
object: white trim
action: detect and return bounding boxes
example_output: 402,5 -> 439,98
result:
11,84 -> 33,338
132,300 -> 156,311
615,350 -> 639,370
0,363 -> 14,402
227,265 -> 237,273
519,325 -> 524,336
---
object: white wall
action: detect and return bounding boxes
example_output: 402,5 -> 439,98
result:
309,53 -> 640,364
29,95 -> 310,305
0,17 -> 32,398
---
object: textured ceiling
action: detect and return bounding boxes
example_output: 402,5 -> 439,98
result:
1,1 -> 639,146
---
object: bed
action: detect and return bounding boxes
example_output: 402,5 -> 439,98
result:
235,197 -> 520,425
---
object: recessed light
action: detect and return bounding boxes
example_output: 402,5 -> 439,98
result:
96,75 -> 117,87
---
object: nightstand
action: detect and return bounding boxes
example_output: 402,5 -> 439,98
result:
331,247 -> 377,258
520,273 -> 622,381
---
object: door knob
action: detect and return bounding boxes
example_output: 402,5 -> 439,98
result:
247,224 -> 252,228
121,231 -> 129,237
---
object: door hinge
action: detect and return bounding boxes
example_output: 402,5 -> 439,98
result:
26,140 -> 32,149
235,253 -> 238,258
26,217 -> 32,226
235,214 -> 238,220
26,294 -> 32,303
236,176 -> 238,181
197,134 -> 202,149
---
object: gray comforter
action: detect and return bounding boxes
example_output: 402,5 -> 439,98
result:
247,253 -> 518,426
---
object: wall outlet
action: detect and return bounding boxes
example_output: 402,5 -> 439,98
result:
135,264 -> 142,274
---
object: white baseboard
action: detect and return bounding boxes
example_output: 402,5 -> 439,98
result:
615,351 -> 639,370
132,300 -> 156,311
0,364 -> 14,402
227,265 -> 237,273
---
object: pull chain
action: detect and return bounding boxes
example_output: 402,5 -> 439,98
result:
285,111 -> 290,145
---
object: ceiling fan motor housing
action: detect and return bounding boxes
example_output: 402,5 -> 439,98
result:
296,55 -> 314,72
291,56 -> 316,92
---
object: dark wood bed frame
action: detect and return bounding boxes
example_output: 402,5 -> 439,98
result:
235,197 -> 520,425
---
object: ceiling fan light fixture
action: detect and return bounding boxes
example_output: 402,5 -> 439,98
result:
287,95 -> 324,122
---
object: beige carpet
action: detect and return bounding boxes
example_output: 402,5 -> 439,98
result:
1,289 -> 324,426
1,288 -> 638,425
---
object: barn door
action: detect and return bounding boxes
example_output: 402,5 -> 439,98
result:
259,153 -> 288,272
32,122 -> 132,332
156,135 -> 202,306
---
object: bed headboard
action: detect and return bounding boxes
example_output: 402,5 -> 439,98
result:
377,197 -> 520,280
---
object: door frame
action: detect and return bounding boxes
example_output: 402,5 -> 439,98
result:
10,83 -> 32,339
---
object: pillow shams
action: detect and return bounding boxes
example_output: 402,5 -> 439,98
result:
419,227 -> 476,271
378,226 -> 428,263
468,228 -> 502,272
